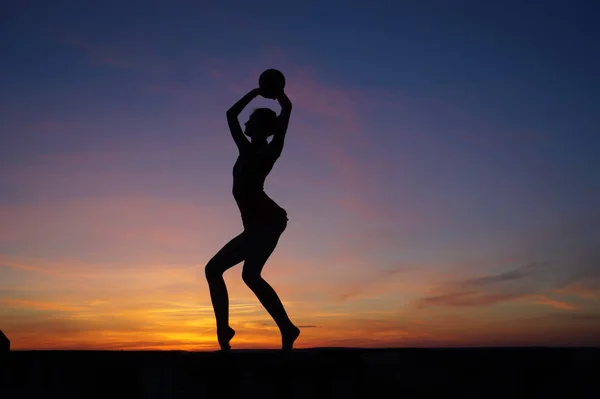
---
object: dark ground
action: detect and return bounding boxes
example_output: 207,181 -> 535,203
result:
1,347 -> 598,398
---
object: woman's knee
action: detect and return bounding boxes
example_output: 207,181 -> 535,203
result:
205,259 -> 223,281
241,269 -> 263,287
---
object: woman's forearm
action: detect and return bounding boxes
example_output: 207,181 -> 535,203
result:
227,89 -> 259,116
276,91 -> 292,110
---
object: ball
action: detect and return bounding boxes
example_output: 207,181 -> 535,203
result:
259,69 -> 286,99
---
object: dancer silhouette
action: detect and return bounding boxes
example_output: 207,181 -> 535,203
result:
205,86 -> 300,352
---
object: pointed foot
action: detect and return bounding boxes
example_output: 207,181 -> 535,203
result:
281,325 -> 300,351
217,326 -> 235,352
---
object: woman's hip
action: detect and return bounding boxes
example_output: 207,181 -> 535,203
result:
242,210 -> 288,234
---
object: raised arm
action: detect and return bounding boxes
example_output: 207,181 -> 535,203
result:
270,91 -> 292,158
226,88 -> 260,152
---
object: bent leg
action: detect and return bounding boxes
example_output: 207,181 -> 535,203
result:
205,232 -> 248,348
241,223 -> 299,349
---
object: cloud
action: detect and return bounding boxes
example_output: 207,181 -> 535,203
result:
460,262 -> 541,287
414,262 -> 577,309
527,294 -> 577,310
418,291 -> 527,308
0,298 -> 84,312
554,280 -> 600,300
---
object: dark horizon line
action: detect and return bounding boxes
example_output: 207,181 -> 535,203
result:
9,345 -> 600,352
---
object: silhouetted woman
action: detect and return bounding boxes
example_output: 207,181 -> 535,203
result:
205,87 -> 300,351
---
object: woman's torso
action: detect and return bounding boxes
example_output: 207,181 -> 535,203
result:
232,144 -> 287,227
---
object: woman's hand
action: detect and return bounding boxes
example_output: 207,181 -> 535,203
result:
275,90 -> 291,108
257,87 -> 277,99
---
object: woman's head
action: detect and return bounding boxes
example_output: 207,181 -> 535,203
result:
244,108 -> 278,140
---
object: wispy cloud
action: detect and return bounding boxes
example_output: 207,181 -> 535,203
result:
1,298 -> 85,312
459,262 -> 541,287
414,262 -> 574,310
527,294 -> 578,310
418,291 -> 527,308
554,280 -> 600,300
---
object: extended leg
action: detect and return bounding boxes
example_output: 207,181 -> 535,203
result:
241,227 -> 300,350
205,232 -> 247,350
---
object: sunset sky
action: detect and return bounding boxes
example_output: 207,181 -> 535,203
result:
1,1 -> 599,350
